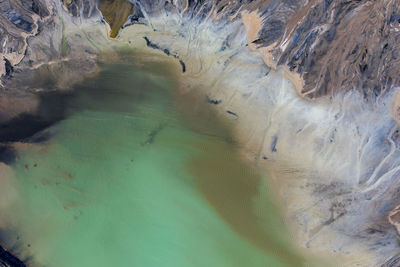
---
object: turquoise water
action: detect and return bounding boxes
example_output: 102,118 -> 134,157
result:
3,55 -> 308,266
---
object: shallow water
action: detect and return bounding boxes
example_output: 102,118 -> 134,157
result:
1,54 -> 308,266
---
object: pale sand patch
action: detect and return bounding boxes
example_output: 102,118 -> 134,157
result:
388,204 -> 400,235
392,89 -> 400,124
241,11 -> 263,51
241,11 -> 305,98
281,65 -> 306,98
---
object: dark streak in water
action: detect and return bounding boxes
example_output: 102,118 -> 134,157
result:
0,245 -> 26,267
141,123 -> 166,146
206,95 -> 222,105
143,36 -> 159,50
0,114 -> 55,143
0,89 -> 78,164
271,136 -> 278,152
179,60 -> 186,73
143,36 -> 186,73
226,110 -> 238,117
0,91 -> 73,144
0,145 -> 17,165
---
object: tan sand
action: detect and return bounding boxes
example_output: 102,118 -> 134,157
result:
389,204 -> 400,234
392,90 -> 400,124
241,11 -> 305,98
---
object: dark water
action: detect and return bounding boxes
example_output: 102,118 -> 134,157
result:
0,53 -> 312,266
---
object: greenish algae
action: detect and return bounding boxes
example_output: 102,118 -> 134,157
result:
4,53 -> 319,266
99,0 -> 133,38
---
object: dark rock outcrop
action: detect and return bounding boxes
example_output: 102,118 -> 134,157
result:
2,0 -> 400,100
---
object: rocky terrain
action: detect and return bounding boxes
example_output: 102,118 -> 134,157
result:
1,0 -> 400,266
2,0 -> 400,99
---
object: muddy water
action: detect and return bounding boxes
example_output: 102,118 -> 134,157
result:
0,52 -> 313,266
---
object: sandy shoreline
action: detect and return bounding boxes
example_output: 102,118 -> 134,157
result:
119,16 -> 400,266
241,11 -> 305,98
46,12 -> 400,265
1,6 -> 399,265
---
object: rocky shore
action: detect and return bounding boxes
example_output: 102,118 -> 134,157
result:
1,0 -> 400,266
3,0 -> 400,99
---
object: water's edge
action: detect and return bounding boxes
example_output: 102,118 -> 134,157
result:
0,51 -> 317,266
1,5 -> 400,265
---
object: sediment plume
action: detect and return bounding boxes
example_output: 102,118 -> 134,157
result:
1,1 -> 400,266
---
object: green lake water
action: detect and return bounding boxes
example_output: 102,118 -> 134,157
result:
3,54 -> 309,266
